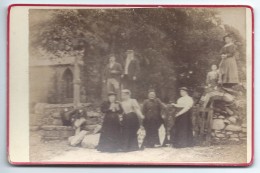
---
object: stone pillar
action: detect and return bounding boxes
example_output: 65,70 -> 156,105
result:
73,56 -> 81,108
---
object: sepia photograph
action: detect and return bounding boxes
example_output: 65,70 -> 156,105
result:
8,5 -> 253,165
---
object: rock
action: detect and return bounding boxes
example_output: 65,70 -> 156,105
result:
81,134 -> 100,148
240,137 -> 247,141
242,127 -> 247,133
41,125 -> 56,131
223,119 -> 231,124
68,130 -> 88,146
41,125 -> 75,140
228,116 -> 237,124
215,133 -> 225,138
230,134 -> 239,138
226,131 -> 233,135
229,138 -> 240,142
51,112 -> 61,118
93,125 -> 102,134
52,119 -> 63,125
224,107 -> 234,115
241,123 -> 247,128
55,126 -> 74,131
213,137 -> 220,140
218,116 -> 225,119
85,117 -> 100,125
87,111 -> 100,117
225,125 -> 242,132
239,133 -> 246,138
212,119 -> 225,130
211,132 -> 215,137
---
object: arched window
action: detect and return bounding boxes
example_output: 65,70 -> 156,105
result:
62,68 -> 73,99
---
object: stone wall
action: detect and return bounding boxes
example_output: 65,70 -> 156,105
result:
30,103 -> 103,140
211,113 -> 247,144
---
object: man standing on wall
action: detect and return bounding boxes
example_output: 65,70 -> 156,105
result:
103,54 -> 123,97
121,50 -> 140,97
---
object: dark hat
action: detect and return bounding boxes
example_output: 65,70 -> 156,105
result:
107,91 -> 117,96
148,89 -> 156,93
223,33 -> 233,41
179,87 -> 189,91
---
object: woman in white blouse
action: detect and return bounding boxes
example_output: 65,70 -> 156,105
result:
171,87 -> 194,148
120,89 -> 144,152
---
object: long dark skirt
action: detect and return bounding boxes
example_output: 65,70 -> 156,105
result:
143,117 -> 163,147
171,110 -> 194,148
97,113 -> 121,152
120,112 -> 140,152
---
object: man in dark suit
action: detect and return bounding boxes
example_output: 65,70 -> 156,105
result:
103,54 -> 123,96
121,50 -> 140,96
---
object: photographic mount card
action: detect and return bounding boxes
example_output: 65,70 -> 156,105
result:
7,4 -> 254,166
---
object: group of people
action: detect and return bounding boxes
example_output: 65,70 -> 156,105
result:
203,33 -> 240,108
97,87 -> 194,152
206,33 -> 239,89
97,33 -> 241,152
103,50 -> 140,98
61,33 -> 240,152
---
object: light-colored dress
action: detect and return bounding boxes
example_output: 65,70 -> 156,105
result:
219,43 -> 239,84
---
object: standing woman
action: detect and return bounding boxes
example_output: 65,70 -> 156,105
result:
120,89 -> 144,152
97,91 -> 123,152
171,87 -> 194,148
218,34 -> 239,87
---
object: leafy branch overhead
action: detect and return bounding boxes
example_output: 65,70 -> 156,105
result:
29,8 -> 246,101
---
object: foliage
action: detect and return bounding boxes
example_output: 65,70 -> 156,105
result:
29,8 -> 246,102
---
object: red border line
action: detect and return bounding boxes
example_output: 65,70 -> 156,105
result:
6,4 -> 254,167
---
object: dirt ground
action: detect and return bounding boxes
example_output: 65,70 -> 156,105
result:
30,132 -> 247,164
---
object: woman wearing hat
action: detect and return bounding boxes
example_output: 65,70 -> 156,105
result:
120,89 -> 144,152
171,87 -> 194,148
218,34 -> 239,87
97,91 -> 123,152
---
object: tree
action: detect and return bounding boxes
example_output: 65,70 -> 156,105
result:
29,8 -> 245,102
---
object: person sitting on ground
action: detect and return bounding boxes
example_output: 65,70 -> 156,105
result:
68,109 -> 88,146
60,107 -> 74,126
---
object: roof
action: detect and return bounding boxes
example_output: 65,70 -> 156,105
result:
30,56 -> 76,66
30,50 -> 84,66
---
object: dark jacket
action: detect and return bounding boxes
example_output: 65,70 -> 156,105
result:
103,62 -> 123,81
124,58 -> 140,79
142,98 -> 165,119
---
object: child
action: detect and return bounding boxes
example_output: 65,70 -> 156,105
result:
206,64 -> 219,88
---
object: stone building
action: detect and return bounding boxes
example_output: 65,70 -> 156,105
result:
29,53 -> 84,107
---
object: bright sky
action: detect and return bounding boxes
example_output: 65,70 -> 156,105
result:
217,8 -> 246,38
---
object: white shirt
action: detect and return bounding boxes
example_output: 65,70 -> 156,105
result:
109,62 -> 115,68
124,57 -> 133,74
176,95 -> 194,109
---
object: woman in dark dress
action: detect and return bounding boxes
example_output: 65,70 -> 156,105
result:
120,89 -> 144,152
142,89 -> 166,148
171,87 -> 194,148
97,92 -> 123,152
